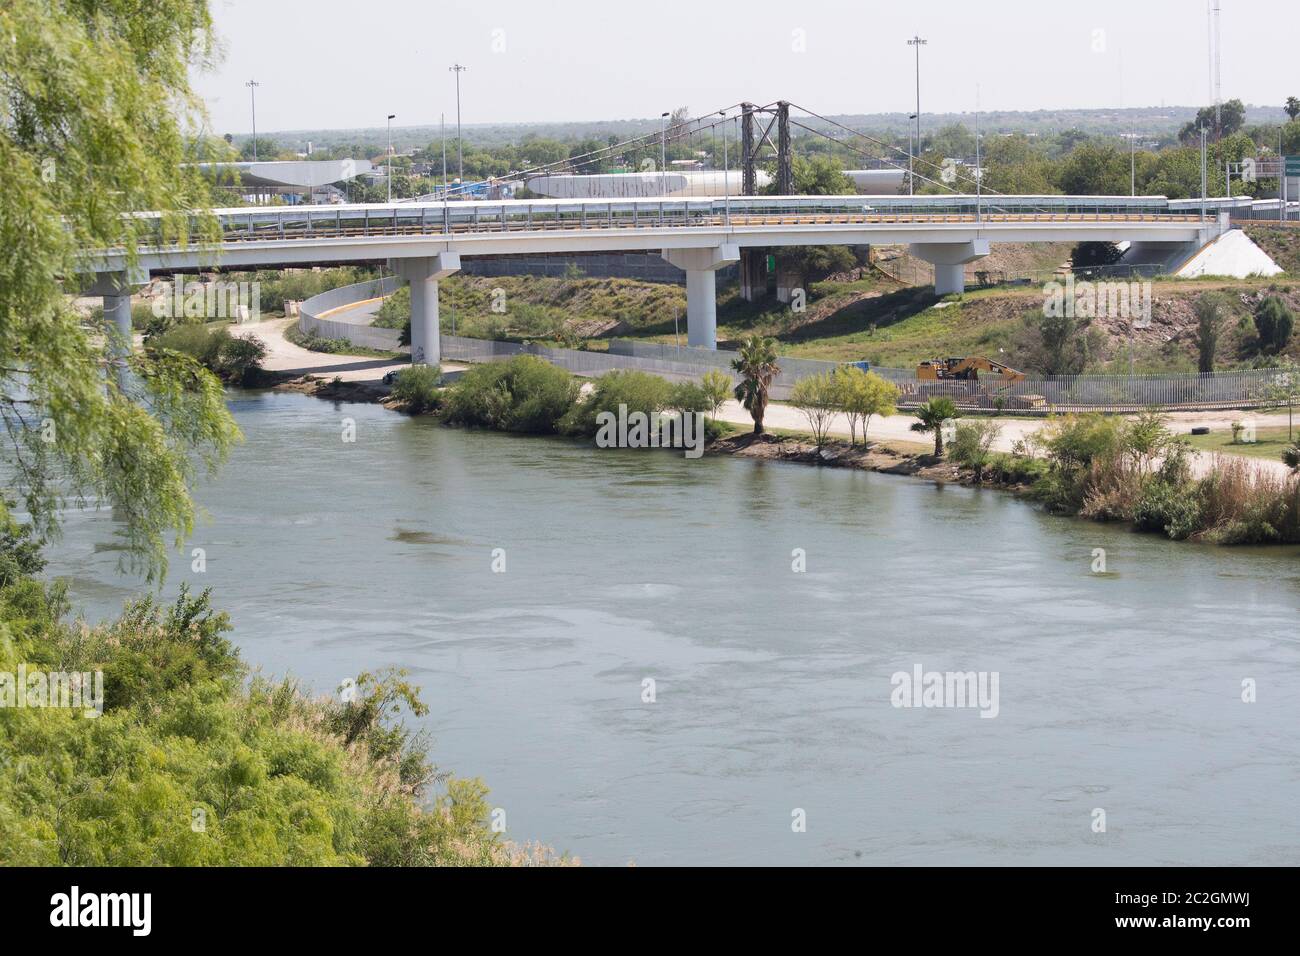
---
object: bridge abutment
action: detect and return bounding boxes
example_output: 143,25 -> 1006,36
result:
908,239 -> 991,295
391,253 -> 460,365
661,244 -> 739,350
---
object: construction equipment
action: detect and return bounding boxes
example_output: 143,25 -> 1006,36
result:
916,356 -> 1026,383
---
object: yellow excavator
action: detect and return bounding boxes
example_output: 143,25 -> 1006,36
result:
916,356 -> 1026,383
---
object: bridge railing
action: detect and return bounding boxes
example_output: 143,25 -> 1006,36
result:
134,195 -> 1205,248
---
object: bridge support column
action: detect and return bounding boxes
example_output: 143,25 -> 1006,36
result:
661,244 -> 739,350
85,267 -> 148,391
392,253 -> 460,365
908,239 -> 990,296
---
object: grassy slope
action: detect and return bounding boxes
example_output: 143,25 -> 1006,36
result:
386,243 -> 1300,373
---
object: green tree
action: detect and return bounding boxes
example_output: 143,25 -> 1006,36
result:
949,420 -> 1002,482
1287,97 -> 1300,122
730,336 -> 781,435
1179,98 -> 1246,142
1055,141 -> 1130,195
836,367 -> 898,445
1254,296 -> 1295,353
698,369 -> 733,417
1195,292 -> 1230,372
788,372 -> 841,447
910,397 -> 959,456
1,0 -> 240,577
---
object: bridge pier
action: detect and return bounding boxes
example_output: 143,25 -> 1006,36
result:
661,244 -> 739,349
391,253 -> 460,365
84,267 -> 148,391
908,239 -> 990,295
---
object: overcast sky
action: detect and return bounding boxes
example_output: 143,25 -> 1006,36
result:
193,0 -> 1292,135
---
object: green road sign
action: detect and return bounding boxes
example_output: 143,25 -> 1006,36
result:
1286,156 -> 1300,176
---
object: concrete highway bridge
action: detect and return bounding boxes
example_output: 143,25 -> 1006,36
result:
87,193 -> 1233,366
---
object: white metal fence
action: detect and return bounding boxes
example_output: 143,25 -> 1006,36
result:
301,283 -> 1290,412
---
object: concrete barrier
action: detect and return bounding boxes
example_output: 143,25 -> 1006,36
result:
298,276 -> 404,352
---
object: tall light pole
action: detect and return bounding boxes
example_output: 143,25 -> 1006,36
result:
719,110 -> 730,225
907,113 -> 917,196
661,111 -> 670,198
386,113 -> 396,204
441,112 -> 449,231
245,79 -> 260,161
449,64 -> 467,183
908,36 -> 926,196
1200,125 -> 1208,223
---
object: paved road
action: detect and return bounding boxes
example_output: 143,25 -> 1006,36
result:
232,315 -> 463,382
711,401 -> 1297,480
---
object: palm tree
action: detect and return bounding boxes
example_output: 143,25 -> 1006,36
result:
1286,96 -> 1300,122
731,336 -> 781,435
910,397 -> 958,456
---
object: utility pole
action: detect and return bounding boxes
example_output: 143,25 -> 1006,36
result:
908,36 -> 927,196
245,79 -> 260,161
449,63 -> 467,183
386,113 -> 396,204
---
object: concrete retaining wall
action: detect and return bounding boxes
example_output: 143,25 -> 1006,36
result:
298,276 -> 404,351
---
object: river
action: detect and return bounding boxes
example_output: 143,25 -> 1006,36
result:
44,389 -> 1300,866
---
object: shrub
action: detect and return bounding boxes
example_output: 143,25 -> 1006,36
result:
147,325 -> 266,385
441,355 -> 578,433
698,370 -> 733,416
389,365 -> 442,414
1133,479 -> 1202,540
1194,456 -> 1300,544
1254,296 -> 1295,353
0,531 -> 566,865
561,369 -> 672,437
949,420 -> 1002,481
667,380 -> 713,414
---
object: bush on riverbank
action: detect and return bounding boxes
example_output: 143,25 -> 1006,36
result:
390,365 -> 442,414
0,502 -> 564,866
441,355 -> 578,433
1032,412 -> 1300,544
146,325 -> 267,385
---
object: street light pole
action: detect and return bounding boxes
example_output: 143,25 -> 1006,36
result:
386,114 -> 396,204
245,79 -> 260,161
661,111 -> 670,198
907,113 -> 917,196
449,63 -> 467,183
1200,125 -> 1208,223
719,110 -> 730,226
908,36 -> 926,197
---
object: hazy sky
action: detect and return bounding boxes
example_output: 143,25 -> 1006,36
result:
193,0 -> 1292,135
